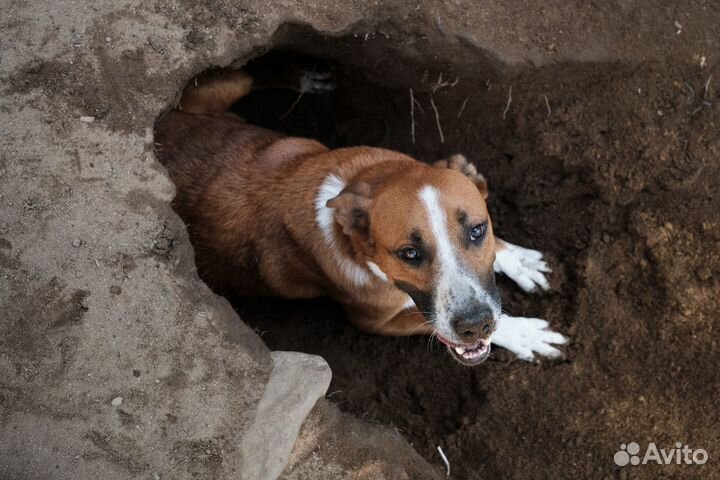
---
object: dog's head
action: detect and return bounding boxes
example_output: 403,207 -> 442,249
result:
327,158 -> 500,365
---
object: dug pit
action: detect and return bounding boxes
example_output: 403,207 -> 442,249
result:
161,24 -> 720,479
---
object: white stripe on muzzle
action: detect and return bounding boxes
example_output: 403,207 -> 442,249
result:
418,185 -> 500,340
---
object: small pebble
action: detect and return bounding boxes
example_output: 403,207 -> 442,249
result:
696,266 -> 712,282
601,232 -> 611,244
105,37 -> 112,43
79,116 -> 95,123
152,473 -> 160,480
71,238 -> 82,247
109,285 -> 122,295
154,238 -> 169,250
111,396 -> 123,407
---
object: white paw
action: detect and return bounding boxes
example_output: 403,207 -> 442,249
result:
491,315 -> 567,361
299,70 -> 335,94
494,240 -> 551,292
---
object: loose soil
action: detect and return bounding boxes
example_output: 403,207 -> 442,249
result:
226,30 -> 720,480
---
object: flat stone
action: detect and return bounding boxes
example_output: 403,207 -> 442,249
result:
239,351 -> 331,480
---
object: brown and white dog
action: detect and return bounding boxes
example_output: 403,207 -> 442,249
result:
155,68 -> 567,366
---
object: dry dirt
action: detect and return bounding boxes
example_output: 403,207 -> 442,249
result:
2,0 -> 719,479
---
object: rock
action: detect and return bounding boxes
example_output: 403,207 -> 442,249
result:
109,285 -> 122,295
696,266 -> 712,282
239,351 -> 331,480
71,238 -> 82,247
283,399 -> 440,480
111,397 -> 123,407
79,116 -> 95,123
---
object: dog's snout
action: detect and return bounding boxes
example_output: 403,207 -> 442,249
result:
451,304 -> 496,342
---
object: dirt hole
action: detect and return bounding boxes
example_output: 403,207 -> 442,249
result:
161,23 -> 720,479
226,25 -> 581,477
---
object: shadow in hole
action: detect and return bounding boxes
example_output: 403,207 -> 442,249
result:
233,52 -> 395,149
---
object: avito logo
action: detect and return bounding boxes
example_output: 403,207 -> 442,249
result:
614,442 -> 708,467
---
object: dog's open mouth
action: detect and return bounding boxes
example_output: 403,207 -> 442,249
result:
437,335 -> 492,366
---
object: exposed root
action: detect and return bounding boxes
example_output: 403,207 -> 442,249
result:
430,94 -> 444,143
543,94 -> 551,118
409,88 -> 416,144
437,446 -> 450,477
502,85 -> 513,120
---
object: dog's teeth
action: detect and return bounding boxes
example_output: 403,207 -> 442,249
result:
454,347 -> 465,355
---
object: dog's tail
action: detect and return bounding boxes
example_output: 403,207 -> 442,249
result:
178,69 -> 254,114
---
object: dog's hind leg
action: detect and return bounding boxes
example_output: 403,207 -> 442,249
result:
178,69 -> 255,114
178,65 -> 335,114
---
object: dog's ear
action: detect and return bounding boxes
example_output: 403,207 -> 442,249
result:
326,182 -> 373,239
434,154 -> 489,199
474,174 -> 489,199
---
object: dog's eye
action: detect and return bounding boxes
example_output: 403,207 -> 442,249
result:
469,223 -> 487,243
398,246 -> 421,262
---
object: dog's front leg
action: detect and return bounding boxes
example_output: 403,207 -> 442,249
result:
493,237 -> 551,292
492,314 -> 567,361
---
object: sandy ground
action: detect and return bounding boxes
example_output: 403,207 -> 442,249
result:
1,0 -> 718,479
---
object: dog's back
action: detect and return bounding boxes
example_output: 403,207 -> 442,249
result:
155,111 -> 333,296
156,111 -> 280,214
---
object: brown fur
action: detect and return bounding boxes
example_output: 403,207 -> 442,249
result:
155,70 -> 501,336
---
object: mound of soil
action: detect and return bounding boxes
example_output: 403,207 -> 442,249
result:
231,34 -> 720,479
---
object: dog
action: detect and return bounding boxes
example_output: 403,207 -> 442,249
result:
155,68 -> 567,366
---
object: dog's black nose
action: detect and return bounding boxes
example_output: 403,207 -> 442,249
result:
451,304 -> 496,342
